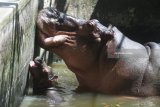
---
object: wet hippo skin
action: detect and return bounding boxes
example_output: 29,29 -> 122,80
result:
36,7 -> 160,97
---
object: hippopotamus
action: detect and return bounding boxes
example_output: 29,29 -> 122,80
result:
29,57 -> 64,104
29,57 -> 58,94
36,7 -> 160,97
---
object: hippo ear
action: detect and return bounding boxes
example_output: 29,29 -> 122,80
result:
105,31 -> 114,40
104,24 -> 114,41
104,28 -> 114,41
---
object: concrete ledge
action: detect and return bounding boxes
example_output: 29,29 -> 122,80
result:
0,0 -> 31,30
0,0 -> 38,107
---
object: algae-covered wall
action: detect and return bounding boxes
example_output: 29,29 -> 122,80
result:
50,0 -> 97,19
0,0 -> 38,107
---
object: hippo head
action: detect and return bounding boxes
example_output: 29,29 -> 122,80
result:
36,7 -> 82,36
37,8 -> 115,53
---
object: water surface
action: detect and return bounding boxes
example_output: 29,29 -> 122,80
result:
20,63 -> 160,107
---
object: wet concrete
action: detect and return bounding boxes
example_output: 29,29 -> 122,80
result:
0,0 -> 38,106
20,63 -> 160,107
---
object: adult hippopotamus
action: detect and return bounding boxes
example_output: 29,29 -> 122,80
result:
36,7 -> 160,97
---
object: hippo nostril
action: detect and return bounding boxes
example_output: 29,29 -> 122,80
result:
54,76 -> 58,79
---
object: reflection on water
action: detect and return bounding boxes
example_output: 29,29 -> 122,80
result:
20,63 -> 160,107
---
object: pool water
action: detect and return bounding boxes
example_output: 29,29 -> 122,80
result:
20,63 -> 160,107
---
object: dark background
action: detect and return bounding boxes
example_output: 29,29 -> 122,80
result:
91,0 -> 160,43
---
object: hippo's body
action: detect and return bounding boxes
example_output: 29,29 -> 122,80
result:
36,7 -> 160,97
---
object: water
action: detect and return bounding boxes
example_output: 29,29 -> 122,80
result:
20,63 -> 160,107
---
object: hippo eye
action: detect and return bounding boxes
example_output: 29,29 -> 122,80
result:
58,17 -> 64,24
58,13 -> 66,24
47,13 -> 54,18
55,11 -> 60,17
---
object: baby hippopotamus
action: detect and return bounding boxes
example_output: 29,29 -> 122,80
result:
29,57 -> 58,94
36,7 -> 160,97
29,57 -> 64,104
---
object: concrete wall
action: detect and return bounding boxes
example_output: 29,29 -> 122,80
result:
0,0 -> 38,107
50,0 -> 97,20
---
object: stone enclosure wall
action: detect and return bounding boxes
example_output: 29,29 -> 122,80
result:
0,0 -> 38,107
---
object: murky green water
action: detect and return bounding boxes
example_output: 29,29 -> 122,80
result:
20,63 -> 160,107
